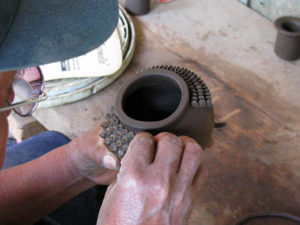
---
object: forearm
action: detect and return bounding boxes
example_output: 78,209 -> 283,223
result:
0,143 -> 94,225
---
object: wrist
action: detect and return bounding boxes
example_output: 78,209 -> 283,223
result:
60,142 -> 95,188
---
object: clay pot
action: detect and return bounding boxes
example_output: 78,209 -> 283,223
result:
125,0 -> 150,16
101,66 -> 215,158
274,16 -> 300,61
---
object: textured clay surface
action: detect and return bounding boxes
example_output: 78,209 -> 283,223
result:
100,107 -> 135,158
151,65 -> 212,108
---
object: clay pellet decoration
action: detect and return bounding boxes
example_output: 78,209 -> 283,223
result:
100,107 -> 135,158
100,65 -> 215,158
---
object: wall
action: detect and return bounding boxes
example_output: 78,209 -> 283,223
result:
239,0 -> 300,21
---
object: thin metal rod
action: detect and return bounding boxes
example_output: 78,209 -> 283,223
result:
0,92 -> 47,112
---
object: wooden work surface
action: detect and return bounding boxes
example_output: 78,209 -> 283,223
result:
34,0 -> 300,224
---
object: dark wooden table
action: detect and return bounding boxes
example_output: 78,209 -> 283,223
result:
34,1 -> 300,224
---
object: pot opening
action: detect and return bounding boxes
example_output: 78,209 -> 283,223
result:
281,20 -> 300,33
122,75 -> 182,122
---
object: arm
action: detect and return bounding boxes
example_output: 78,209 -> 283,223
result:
97,132 -> 206,225
0,123 -> 119,225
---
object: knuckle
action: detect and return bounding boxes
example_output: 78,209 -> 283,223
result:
128,138 -> 153,155
136,131 -> 152,138
160,133 -> 182,147
130,134 -> 153,147
157,132 -> 171,137
135,135 -> 154,147
161,132 -> 177,139
185,142 -> 203,156
179,135 -> 195,142
133,133 -> 153,146
158,132 -> 178,141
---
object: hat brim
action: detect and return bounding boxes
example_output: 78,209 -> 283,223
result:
0,0 -> 119,71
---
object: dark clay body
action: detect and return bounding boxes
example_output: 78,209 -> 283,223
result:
125,0 -> 150,15
101,66 -> 215,158
274,16 -> 300,61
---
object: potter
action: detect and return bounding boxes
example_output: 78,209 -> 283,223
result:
0,1 -> 205,224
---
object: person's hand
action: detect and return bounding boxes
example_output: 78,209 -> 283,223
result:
97,132 -> 205,225
0,71 -> 16,167
66,121 -> 120,185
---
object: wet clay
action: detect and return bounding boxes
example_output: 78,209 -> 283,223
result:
101,65 -> 215,158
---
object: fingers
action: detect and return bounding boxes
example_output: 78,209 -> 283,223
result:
153,133 -> 184,174
178,136 -> 204,186
121,132 -> 155,169
118,131 -> 204,189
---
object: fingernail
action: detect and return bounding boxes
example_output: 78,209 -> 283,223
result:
103,154 -> 119,170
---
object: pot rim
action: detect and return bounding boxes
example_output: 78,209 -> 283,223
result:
115,68 -> 189,131
275,16 -> 300,37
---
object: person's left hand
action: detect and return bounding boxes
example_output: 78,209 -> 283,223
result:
66,121 -> 120,185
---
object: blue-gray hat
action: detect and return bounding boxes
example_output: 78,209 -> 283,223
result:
0,0 -> 119,72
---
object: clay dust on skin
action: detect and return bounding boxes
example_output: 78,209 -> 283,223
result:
115,174 -> 171,225
111,173 -> 160,224
107,135 -> 153,224
118,178 -> 145,224
112,135 -> 170,224
115,171 -> 193,225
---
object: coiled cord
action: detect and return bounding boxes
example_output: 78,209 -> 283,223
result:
233,212 -> 300,225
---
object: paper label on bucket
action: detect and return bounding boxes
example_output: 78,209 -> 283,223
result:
40,29 -> 122,81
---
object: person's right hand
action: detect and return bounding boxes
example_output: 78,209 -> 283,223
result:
97,132 -> 205,225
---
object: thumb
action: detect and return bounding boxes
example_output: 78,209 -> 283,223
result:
96,119 -> 120,170
100,148 -> 120,171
